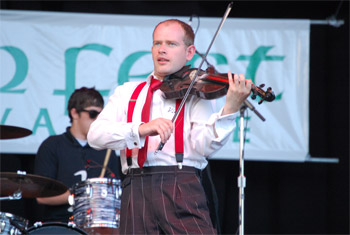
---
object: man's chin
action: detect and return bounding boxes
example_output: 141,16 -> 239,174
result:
155,70 -> 172,79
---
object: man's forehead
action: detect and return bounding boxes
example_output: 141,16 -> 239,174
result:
84,105 -> 102,110
155,22 -> 182,33
154,23 -> 184,39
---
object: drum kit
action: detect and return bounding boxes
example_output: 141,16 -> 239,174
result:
0,125 -> 122,234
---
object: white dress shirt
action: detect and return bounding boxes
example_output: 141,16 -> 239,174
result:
87,73 -> 238,174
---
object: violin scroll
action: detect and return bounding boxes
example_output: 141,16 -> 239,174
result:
251,84 -> 275,104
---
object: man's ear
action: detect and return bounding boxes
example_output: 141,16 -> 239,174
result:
71,108 -> 79,120
186,45 -> 196,61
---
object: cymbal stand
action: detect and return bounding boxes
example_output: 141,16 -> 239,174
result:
0,190 -> 22,201
237,100 -> 265,235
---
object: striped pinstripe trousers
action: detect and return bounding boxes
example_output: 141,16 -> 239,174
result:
119,166 -> 217,234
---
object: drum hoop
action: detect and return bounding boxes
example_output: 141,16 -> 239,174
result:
26,222 -> 87,234
72,177 -> 121,188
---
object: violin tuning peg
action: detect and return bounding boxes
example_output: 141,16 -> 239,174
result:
258,100 -> 263,105
251,94 -> 256,100
259,84 -> 265,88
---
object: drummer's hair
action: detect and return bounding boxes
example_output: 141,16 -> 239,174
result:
68,87 -> 104,123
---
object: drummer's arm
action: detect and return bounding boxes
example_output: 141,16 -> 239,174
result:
36,190 -> 70,206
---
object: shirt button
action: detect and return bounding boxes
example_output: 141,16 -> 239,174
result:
134,142 -> 137,146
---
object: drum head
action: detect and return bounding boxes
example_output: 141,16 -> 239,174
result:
26,222 -> 86,234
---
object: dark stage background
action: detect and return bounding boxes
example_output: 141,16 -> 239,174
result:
0,1 -> 349,234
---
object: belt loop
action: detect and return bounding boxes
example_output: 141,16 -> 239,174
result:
197,169 -> 202,179
174,165 -> 178,177
130,168 -> 134,179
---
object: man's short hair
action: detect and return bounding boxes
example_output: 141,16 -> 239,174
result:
153,19 -> 195,46
67,87 -> 104,123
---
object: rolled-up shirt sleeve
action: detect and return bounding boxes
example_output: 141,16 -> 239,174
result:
188,97 -> 237,158
88,82 -> 146,151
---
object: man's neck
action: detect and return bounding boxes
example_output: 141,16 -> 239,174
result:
69,124 -> 86,140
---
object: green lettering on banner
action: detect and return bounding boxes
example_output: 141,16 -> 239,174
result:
0,46 -> 28,93
1,108 -> 12,124
53,43 -> 113,115
233,116 -> 251,143
237,46 -> 284,101
118,51 -> 152,85
32,108 -> 55,135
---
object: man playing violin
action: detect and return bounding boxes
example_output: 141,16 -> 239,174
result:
88,19 -> 252,234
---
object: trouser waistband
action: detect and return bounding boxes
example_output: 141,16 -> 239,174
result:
127,165 -> 201,177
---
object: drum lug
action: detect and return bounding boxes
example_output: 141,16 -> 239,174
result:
68,194 -> 75,206
115,213 -> 120,223
116,187 -> 122,199
86,185 -> 92,198
9,227 -> 17,235
101,188 -> 107,198
0,221 -> 5,233
67,221 -> 77,228
33,221 -> 43,227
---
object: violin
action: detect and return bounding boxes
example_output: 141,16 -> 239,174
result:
160,65 -> 275,104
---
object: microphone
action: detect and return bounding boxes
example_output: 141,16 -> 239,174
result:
188,15 -> 193,26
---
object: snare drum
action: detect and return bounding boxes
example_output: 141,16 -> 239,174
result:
0,212 -> 28,235
69,178 -> 122,234
26,222 -> 86,234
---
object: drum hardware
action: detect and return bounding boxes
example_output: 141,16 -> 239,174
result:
31,221 -> 78,229
0,189 -> 22,201
0,212 -> 29,235
0,171 -> 68,199
0,125 -> 32,139
32,221 -> 43,228
25,222 -> 87,234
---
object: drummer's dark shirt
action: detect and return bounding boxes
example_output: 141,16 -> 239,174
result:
34,127 -> 123,223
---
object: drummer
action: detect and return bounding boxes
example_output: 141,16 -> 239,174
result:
34,87 -> 123,223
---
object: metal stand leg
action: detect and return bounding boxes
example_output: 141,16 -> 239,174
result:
238,105 -> 247,235
237,100 -> 265,235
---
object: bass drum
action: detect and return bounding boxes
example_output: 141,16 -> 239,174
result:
0,212 -> 29,235
26,222 -> 86,234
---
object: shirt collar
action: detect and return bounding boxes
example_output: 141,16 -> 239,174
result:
65,127 -> 89,148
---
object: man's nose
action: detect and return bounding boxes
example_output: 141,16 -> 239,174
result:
158,44 -> 166,54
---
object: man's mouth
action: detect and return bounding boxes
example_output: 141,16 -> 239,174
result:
158,57 -> 169,63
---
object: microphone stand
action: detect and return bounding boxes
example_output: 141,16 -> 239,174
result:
194,48 -> 268,234
238,100 -> 265,235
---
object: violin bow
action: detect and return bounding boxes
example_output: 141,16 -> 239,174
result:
157,2 -> 234,151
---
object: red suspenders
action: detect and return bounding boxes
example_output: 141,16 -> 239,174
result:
175,99 -> 185,169
126,82 -> 146,166
126,81 -> 184,168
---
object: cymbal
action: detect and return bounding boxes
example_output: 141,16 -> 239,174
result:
0,125 -> 32,139
0,172 -> 68,198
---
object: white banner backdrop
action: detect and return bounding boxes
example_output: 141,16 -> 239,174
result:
0,10 -> 310,162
